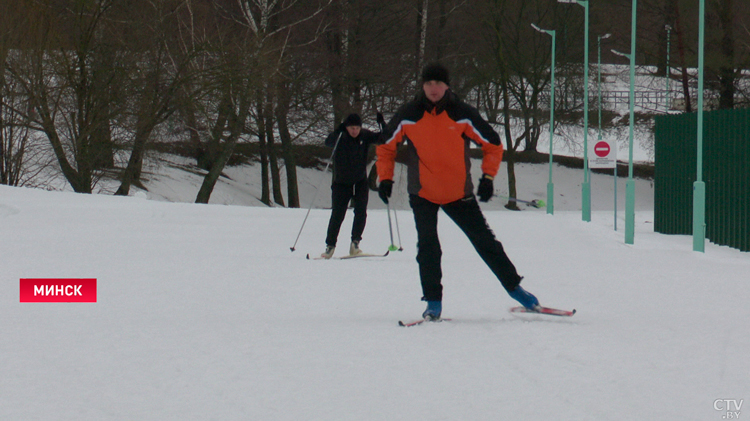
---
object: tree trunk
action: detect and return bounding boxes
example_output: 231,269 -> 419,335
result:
717,0 -> 735,109
177,88 -> 204,165
500,77 -> 519,211
265,97 -> 285,207
416,0 -> 429,75
256,98 -> 271,206
116,87 -> 170,196
673,2 -> 692,112
195,95 -> 248,204
115,119 -> 153,196
522,109 -> 534,152
201,97 -> 230,172
436,0 -> 447,62
275,79 -> 300,208
90,112 -> 115,170
38,105 -> 90,193
326,1 -> 346,126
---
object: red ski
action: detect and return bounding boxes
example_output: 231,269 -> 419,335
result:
509,306 -> 576,317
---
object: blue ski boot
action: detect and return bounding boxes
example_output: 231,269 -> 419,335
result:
509,285 -> 539,310
422,301 -> 442,320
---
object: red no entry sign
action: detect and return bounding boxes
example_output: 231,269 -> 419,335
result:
594,141 -> 610,158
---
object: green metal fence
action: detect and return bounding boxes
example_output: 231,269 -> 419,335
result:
654,108 -> 749,252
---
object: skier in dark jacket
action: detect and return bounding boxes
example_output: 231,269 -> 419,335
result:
376,63 -> 540,319
320,113 -> 383,259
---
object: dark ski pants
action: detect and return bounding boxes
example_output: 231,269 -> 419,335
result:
409,194 -> 522,302
326,179 -> 369,247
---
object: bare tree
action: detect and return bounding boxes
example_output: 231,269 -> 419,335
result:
273,66 -> 299,207
469,0 -> 521,209
1,5 -> 28,186
0,63 -> 40,187
7,0 -> 129,193
464,0 -> 562,208
710,0 -> 736,109
193,0 -> 331,205
416,0 -> 429,73
115,0 -> 198,196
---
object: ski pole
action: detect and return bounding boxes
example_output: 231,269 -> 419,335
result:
392,165 -> 405,251
386,202 -> 399,252
392,205 -> 403,251
290,132 -> 343,252
377,112 -> 402,251
496,195 -> 546,209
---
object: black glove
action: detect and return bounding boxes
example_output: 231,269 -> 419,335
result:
376,112 -> 385,129
477,174 -> 494,202
378,180 -> 394,204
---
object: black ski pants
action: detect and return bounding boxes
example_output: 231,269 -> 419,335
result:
409,194 -> 522,302
326,179 -> 369,247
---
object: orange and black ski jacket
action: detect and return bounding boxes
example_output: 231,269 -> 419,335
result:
376,91 -> 504,205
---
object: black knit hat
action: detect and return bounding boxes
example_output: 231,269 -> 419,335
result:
343,113 -> 362,127
421,62 -> 450,86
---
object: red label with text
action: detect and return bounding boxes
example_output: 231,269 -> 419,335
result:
20,279 -> 97,303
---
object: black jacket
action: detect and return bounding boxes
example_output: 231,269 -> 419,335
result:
325,128 -> 382,185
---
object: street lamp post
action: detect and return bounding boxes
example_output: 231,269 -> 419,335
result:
609,0 -> 638,245
693,0 -> 706,252
598,33 -> 613,229
597,33 -> 611,140
532,23 -> 557,215
665,25 -> 672,111
559,0 -> 591,222
612,47 -> 636,244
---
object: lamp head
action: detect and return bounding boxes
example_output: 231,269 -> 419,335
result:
601,33 -> 612,40
611,49 -> 629,58
531,23 -> 550,34
531,23 -> 555,37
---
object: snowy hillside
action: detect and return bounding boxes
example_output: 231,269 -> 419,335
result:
114,152 -> 655,215
2,156 -> 748,420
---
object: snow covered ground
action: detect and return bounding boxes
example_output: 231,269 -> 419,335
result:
2,155 -> 748,420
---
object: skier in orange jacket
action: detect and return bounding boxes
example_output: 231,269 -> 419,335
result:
376,63 -> 540,320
